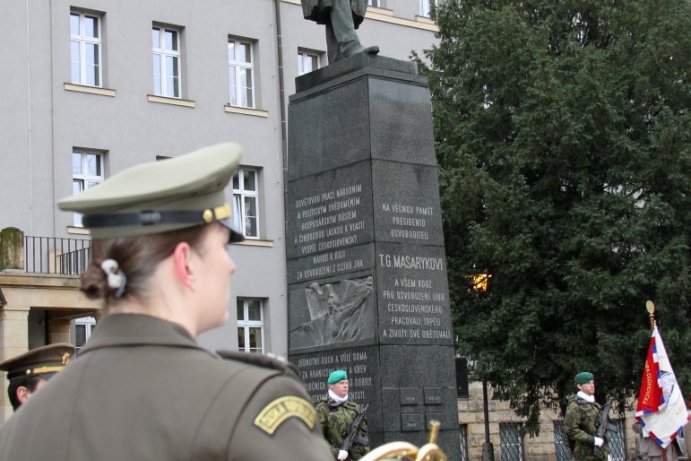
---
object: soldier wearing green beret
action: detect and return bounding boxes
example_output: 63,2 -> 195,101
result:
0,343 -> 74,411
564,372 -> 608,461
317,369 -> 370,460
0,143 -> 332,460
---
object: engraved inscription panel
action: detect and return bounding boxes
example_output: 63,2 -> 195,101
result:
292,346 -> 380,405
376,242 -> 452,345
287,162 -> 374,259
372,161 -> 444,246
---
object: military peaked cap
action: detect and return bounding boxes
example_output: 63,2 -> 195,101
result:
0,343 -> 75,380
58,143 -> 244,242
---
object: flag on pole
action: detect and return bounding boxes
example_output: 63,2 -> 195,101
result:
635,325 -> 689,448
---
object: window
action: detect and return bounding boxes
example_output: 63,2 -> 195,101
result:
72,149 -> 104,226
459,425 -> 469,461
71,316 -> 96,351
232,168 -> 259,239
237,298 -> 264,353
419,0 -> 436,17
70,11 -> 102,86
298,50 -> 321,76
152,25 -> 181,98
500,423 -> 524,461
228,38 -> 255,108
367,0 -> 380,6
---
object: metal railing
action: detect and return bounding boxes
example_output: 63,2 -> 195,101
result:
23,236 -> 91,275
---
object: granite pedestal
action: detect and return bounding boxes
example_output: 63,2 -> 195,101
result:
286,54 -> 461,460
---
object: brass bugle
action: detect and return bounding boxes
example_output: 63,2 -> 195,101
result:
359,420 -> 448,461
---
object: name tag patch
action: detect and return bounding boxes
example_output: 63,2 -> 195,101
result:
254,396 -> 317,435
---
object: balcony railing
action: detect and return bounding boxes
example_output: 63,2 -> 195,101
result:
23,236 -> 91,275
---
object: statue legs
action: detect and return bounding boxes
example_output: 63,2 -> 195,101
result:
325,0 -> 378,63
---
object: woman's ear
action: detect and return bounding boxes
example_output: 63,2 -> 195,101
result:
16,386 -> 31,405
172,242 -> 194,289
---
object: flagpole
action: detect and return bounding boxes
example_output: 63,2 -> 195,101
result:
645,300 -> 655,331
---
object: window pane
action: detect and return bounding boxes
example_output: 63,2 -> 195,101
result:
72,153 -> 82,174
248,299 -> 261,320
238,42 -> 250,63
86,180 -> 101,190
228,41 -> 235,61
153,55 -> 161,95
232,194 -> 243,232
164,30 -> 176,51
237,300 -> 244,320
229,69 -> 237,105
310,55 -> 318,70
152,28 -> 160,49
86,43 -> 100,86
84,16 -> 98,38
249,327 -> 262,349
86,154 -> 101,175
245,217 -> 257,237
72,179 -> 84,194
70,14 -> 80,36
243,170 -> 256,191
70,41 -> 81,83
232,172 -> 240,189
237,327 -> 245,349
76,324 -> 87,347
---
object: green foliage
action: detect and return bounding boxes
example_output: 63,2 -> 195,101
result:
415,0 -> 691,435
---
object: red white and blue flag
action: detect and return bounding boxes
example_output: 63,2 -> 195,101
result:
635,325 -> 689,448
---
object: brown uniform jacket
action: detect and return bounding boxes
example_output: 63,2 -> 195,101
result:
0,314 -> 332,461
301,0 -> 367,28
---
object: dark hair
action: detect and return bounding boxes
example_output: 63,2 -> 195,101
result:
81,225 -> 209,310
8,375 -> 43,411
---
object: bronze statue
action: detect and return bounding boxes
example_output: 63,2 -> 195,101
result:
302,0 -> 379,63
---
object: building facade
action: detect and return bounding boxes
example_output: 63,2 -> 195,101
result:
0,0 -> 439,419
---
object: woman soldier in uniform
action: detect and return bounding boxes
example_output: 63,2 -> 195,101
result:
0,143 -> 332,461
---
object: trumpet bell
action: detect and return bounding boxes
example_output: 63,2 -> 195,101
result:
358,420 -> 448,461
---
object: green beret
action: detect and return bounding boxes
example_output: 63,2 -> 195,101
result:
58,143 -> 244,242
327,370 -> 347,384
574,371 -> 594,384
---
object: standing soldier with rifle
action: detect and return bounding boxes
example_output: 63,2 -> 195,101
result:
564,372 -> 609,461
318,369 -> 370,460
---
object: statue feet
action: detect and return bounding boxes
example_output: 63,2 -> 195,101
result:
341,41 -> 380,59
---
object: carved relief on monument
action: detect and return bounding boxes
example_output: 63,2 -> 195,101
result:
290,275 -> 375,348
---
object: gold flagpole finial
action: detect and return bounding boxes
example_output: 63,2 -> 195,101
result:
645,300 -> 655,330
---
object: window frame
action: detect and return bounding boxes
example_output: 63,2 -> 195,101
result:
71,316 -> 97,351
72,149 -> 105,227
232,167 -> 260,239
297,49 -> 321,76
228,37 -> 256,108
237,298 -> 264,353
70,11 -> 102,87
152,25 -> 182,98
419,0 -> 436,17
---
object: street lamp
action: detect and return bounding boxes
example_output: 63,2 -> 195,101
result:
469,272 -> 495,461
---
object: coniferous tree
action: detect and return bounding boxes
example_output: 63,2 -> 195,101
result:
416,0 -> 691,433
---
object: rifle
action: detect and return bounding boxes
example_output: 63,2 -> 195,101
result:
341,403 -> 370,456
593,397 -> 618,458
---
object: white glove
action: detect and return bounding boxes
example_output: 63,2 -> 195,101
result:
337,449 -> 349,461
594,437 -> 604,447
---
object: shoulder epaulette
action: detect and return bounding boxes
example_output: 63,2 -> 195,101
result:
216,350 -> 297,373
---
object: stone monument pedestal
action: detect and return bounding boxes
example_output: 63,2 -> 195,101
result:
286,54 -> 461,460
